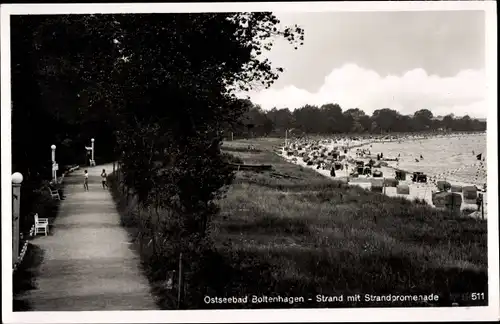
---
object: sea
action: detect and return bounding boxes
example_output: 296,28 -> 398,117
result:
364,133 -> 487,187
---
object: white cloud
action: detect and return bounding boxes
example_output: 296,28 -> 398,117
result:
241,64 -> 487,118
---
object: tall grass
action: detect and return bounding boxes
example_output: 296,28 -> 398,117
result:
109,138 -> 487,309
214,139 -> 487,307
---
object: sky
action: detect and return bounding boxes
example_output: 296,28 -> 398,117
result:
240,10 -> 487,118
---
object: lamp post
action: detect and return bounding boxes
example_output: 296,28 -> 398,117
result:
51,145 -> 57,183
285,128 -> 294,148
91,138 -> 95,166
12,172 -> 23,266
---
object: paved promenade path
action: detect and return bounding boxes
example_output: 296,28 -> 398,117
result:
23,164 -> 158,311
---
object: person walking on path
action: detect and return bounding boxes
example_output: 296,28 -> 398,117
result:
101,169 -> 108,189
84,170 -> 89,191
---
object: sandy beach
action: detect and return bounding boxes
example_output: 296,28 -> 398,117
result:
280,133 -> 487,219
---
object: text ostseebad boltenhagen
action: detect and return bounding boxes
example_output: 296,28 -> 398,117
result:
203,294 -> 439,305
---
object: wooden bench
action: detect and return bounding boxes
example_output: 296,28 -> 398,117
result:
47,187 -> 61,200
34,213 -> 49,236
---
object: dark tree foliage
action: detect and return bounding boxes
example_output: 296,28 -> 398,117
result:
10,13 -> 304,304
108,13 -> 303,235
11,13 -> 301,194
228,103 -> 486,138
11,15 -> 126,231
12,15 -> 121,177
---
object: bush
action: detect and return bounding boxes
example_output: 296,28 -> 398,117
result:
19,181 -> 59,234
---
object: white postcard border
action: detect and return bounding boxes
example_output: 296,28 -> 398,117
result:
2,2 -> 498,323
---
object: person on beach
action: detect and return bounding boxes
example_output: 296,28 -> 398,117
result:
101,169 -> 108,189
476,194 -> 483,212
84,170 -> 89,191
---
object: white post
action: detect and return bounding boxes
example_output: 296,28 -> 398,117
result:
91,138 -> 95,165
231,132 -> 234,141
51,145 -> 56,163
12,172 -> 23,267
51,145 -> 57,183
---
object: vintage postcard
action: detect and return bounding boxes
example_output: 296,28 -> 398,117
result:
2,1 -> 498,323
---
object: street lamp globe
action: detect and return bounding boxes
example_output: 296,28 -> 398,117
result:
51,144 -> 56,150
12,172 -> 23,184
91,138 -> 95,142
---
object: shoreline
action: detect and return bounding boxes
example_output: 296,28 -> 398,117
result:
280,133 -> 487,219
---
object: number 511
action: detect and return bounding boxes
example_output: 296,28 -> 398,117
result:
471,293 -> 486,301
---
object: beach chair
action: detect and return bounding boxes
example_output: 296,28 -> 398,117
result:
34,213 -> 49,236
395,170 -> 406,181
417,174 -> 428,183
47,187 -> 61,200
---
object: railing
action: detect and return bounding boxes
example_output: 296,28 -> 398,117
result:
13,225 -> 35,273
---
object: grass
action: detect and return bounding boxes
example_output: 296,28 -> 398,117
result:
212,138 -> 487,308
109,137 -> 487,309
108,175 -> 180,309
13,244 -> 44,311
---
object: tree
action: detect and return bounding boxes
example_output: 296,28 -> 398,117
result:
292,104 -> 322,133
320,103 -> 345,133
344,108 -> 367,133
267,108 -> 295,134
245,104 -> 485,135
344,108 -> 367,119
11,15 -> 123,178
442,114 -> 454,131
103,13 -> 304,303
413,109 -> 434,131
371,108 -> 401,133
12,13 -> 304,304
414,109 -> 434,120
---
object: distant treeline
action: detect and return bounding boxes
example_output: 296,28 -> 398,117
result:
228,100 -> 486,138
